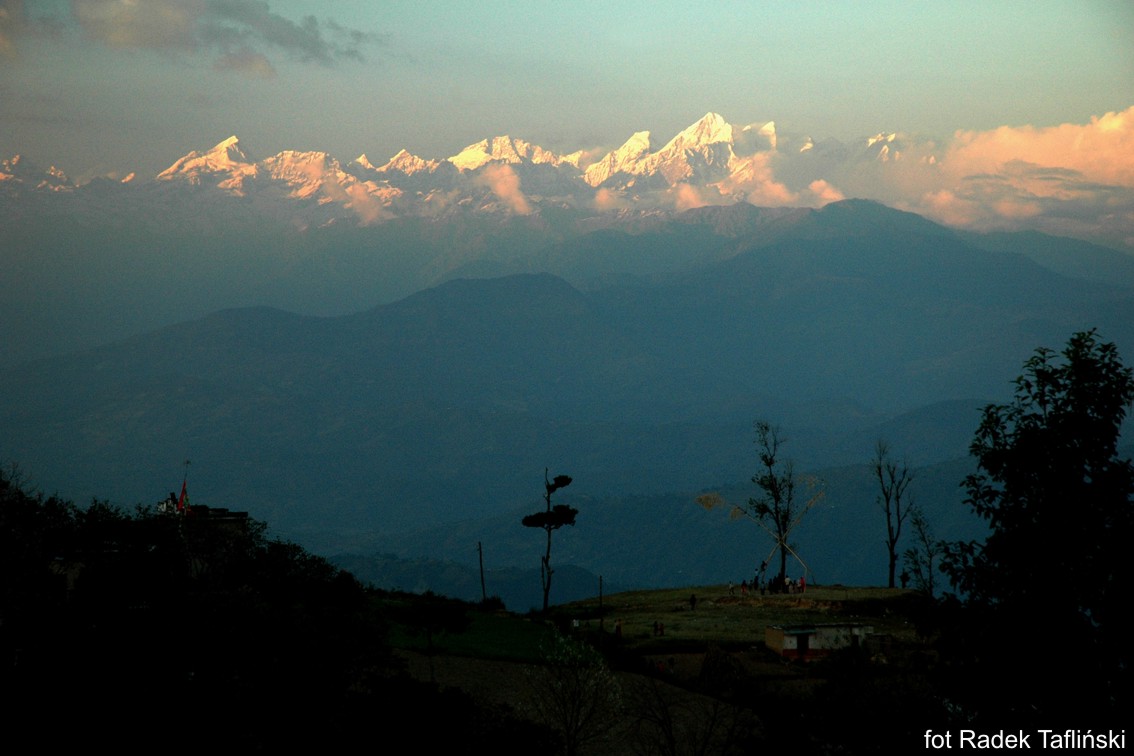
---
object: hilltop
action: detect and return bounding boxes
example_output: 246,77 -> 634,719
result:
391,584 -> 939,755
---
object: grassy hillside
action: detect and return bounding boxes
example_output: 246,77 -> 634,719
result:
388,584 -> 940,755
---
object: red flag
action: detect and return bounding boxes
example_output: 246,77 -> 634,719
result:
177,479 -> 187,512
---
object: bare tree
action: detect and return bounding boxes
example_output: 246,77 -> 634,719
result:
873,440 -> 915,588
903,508 -> 941,597
626,675 -> 757,756
526,632 -> 621,756
697,421 -> 823,588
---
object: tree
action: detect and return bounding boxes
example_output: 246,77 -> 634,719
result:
698,421 -> 822,588
873,440 -> 915,588
526,631 -> 621,756
901,508 -> 940,597
941,330 -> 1134,722
522,469 -> 576,612
625,675 -> 757,756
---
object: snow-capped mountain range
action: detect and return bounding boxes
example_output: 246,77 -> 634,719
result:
1,112 -> 922,225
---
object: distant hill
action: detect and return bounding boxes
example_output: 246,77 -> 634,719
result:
3,197 -> 1130,368
2,201 -> 1130,586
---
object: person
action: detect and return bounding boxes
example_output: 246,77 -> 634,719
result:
689,593 -> 697,610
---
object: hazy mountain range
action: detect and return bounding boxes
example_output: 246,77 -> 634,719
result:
4,113 -> 1134,599
3,171 -> 1133,600
0,112 -> 869,223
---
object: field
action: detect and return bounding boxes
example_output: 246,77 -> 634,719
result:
557,584 -> 923,649
388,584 -> 935,754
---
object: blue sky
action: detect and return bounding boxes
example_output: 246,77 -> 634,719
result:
2,0 -> 1131,179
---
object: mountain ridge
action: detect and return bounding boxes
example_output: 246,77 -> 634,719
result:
0,114 -> 969,231
3,201 -> 1131,564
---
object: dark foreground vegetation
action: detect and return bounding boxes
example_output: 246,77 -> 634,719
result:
0,471 -> 553,753
2,330 -> 1131,753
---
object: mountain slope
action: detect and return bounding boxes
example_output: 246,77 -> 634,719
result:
3,202 -> 1131,563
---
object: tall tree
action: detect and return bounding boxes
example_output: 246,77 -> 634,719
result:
942,330 -> 1134,723
522,469 -> 576,612
750,421 -> 797,585
873,440 -> 915,587
698,421 -> 822,588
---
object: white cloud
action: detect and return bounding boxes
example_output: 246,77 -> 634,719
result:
721,107 -> 1134,247
593,186 -> 627,212
808,179 -> 844,205
476,164 -> 531,215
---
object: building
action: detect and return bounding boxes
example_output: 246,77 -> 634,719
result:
765,622 -> 874,660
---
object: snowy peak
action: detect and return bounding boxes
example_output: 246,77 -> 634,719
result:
147,139 -> 403,222
214,135 -> 244,155
447,136 -> 568,171
0,154 -> 74,191
157,135 -> 257,186
583,131 -> 651,187
641,113 -> 738,185
663,112 -> 733,152
585,112 -> 753,189
864,132 -> 910,163
1,112 -> 960,229
352,154 -> 377,172
377,148 -> 442,175
261,150 -> 343,198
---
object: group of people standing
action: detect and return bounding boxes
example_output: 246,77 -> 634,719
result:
734,562 -> 805,596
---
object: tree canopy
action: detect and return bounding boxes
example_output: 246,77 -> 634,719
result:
942,330 -> 1134,723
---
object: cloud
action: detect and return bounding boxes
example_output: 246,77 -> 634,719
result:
898,107 -> 1134,242
670,183 -> 702,211
68,0 -> 375,76
342,182 -> 394,225
719,153 -> 798,206
593,186 -> 627,212
808,179 -> 844,205
213,48 -> 275,77
729,106 -> 1134,247
72,0 -> 202,50
0,0 -> 67,59
475,164 -> 531,215
942,108 -> 1134,188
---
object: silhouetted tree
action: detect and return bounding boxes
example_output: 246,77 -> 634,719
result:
698,422 -> 822,587
941,330 -> 1134,723
873,440 -> 915,587
522,469 -> 576,612
902,507 -> 941,597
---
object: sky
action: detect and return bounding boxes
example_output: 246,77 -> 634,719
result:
1,0 -> 1133,244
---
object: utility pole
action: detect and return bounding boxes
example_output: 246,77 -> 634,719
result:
477,541 -> 487,603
